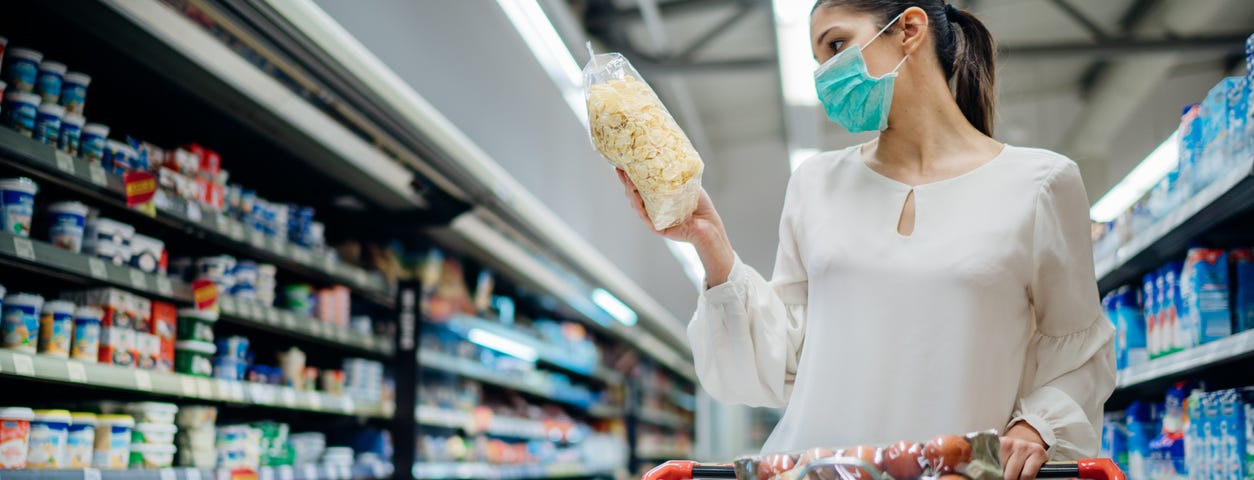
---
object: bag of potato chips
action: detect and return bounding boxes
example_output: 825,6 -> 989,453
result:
584,45 -> 704,231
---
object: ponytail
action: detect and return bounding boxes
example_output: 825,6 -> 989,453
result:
946,6 -> 997,136
812,1 -> 999,136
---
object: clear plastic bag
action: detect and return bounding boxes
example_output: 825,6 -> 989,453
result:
584,45 -> 704,231
736,430 -> 1003,480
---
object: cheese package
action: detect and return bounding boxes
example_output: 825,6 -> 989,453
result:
584,46 -> 704,231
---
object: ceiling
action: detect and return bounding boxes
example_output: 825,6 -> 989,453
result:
312,0 -> 1254,331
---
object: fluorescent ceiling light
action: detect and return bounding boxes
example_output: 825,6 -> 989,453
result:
774,0 -> 819,107
665,239 -> 705,289
790,148 -> 820,172
497,0 -> 587,124
1090,130 -> 1179,222
468,327 -> 538,362
592,288 -> 638,326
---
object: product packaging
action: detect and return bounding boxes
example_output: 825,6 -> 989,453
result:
1231,248 -> 1254,332
32,103 -> 63,146
2,92 -> 38,136
177,308 -> 217,343
27,409 -> 71,469
1126,401 -> 1156,480
92,414 -> 133,469
584,47 -> 704,230
63,288 -> 149,331
37,299 -> 75,357
175,340 -> 216,377
58,113 -> 84,155
1180,248 -> 1232,345
47,200 -> 88,253
0,177 -> 38,237
151,301 -> 177,372
80,123 -> 108,163
2,48 -> 41,93
98,326 -> 135,367
2,292 -> 44,352
130,233 -> 165,274
34,61 -> 65,105
729,431 -> 1002,480
66,412 -> 96,469
0,407 -> 34,469
136,332 -> 160,370
60,72 -> 89,115
71,306 -> 102,362
1109,285 -> 1147,370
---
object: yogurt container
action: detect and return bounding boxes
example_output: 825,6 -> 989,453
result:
84,217 -> 135,245
86,240 -> 131,266
92,414 -> 133,469
0,37 -> 8,69
0,407 -> 34,469
175,340 -> 216,377
32,102 -> 63,145
60,72 -> 89,115
58,113 -> 84,155
71,306 -> 102,362
0,81 -> 7,115
80,123 -> 108,163
47,201 -> 88,253
66,412 -> 95,469
35,61 -> 66,105
2,48 -> 42,93
131,422 -> 177,445
0,177 -> 37,237
27,409 -> 70,469
176,308 -> 217,342
36,299 -> 75,357
2,292 -> 44,352
99,326 -> 135,367
102,140 -> 136,176
2,92 -> 39,136
175,406 -> 217,428
128,442 -> 175,468
125,402 -> 178,425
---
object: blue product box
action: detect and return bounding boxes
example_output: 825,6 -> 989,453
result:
1128,401 -> 1158,480
1231,248 -> 1254,333
1116,285 -> 1148,368
1181,104 -> 1207,192
1228,77 -> 1251,162
1220,389 -> 1247,479
1181,248 -> 1232,345
1186,389 -> 1205,479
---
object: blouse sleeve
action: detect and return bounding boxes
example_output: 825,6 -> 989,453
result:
1011,161 -> 1117,460
687,174 -> 808,408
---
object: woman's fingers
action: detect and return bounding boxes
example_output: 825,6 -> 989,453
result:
1001,449 -> 1025,480
1020,449 -> 1046,480
999,438 -> 1047,480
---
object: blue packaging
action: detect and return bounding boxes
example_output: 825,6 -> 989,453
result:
58,114 -> 84,156
1180,104 -> 1206,192
1227,77 -> 1251,162
1103,411 -> 1129,474
33,103 -> 63,146
34,61 -> 65,105
1186,389 -> 1205,479
2,48 -> 42,93
1143,272 -> 1162,358
1112,285 -> 1147,369
1199,79 -> 1240,188
3,91 -> 39,137
59,72 -> 89,116
1128,401 -> 1158,480
0,177 -> 38,238
1231,249 -> 1254,333
1181,248 -> 1233,345
1219,389 -> 1247,479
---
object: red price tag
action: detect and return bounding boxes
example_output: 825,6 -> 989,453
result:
124,171 -> 158,213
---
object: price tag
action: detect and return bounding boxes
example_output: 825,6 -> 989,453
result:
84,469 -> 102,480
197,378 -> 214,398
227,221 -> 244,241
303,465 -> 319,480
13,237 -> 34,261
306,392 -> 323,410
12,353 -> 34,376
181,377 -> 197,396
249,383 -> 272,404
325,465 -> 338,479
292,248 -> 311,264
340,397 -> 355,414
216,379 -> 234,399
129,269 -> 148,290
354,269 -> 367,286
250,302 -> 265,320
269,236 -> 285,254
88,258 -> 108,279
322,256 -> 335,273
283,313 -> 297,329
259,467 -> 275,480
231,382 -> 246,401
156,276 -> 174,297
336,328 -> 348,342
219,296 -> 236,315
67,361 -> 87,383
186,469 -> 202,480
249,230 -> 266,248
87,164 -> 107,186
278,466 -> 295,480
159,468 -> 178,480
281,388 -> 298,407
265,308 -> 279,325
54,150 -> 76,174
340,465 -> 352,479
135,370 -> 153,390
187,203 -> 203,223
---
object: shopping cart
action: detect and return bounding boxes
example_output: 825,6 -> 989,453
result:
643,457 -> 1126,480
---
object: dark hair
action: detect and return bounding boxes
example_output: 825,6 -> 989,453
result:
813,0 -> 997,136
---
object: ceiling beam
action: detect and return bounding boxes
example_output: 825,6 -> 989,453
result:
673,1 -> 760,62
1045,0 -> 1107,41
634,56 -> 776,75
601,0 -> 763,21
1001,34 -> 1249,60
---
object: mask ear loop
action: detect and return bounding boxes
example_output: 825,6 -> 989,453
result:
866,11 -> 910,78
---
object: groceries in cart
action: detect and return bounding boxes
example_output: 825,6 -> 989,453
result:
643,430 -> 1126,480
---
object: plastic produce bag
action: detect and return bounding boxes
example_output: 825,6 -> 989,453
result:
584,45 -> 704,231
735,430 -> 1003,480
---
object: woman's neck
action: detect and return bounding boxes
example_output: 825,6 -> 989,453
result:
868,74 -> 998,176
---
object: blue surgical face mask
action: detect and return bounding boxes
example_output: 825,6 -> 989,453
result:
814,12 -> 909,133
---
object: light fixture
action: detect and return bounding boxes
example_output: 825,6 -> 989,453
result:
592,288 -> 638,326
497,0 -> 587,124
774,0 -> 819,107
665,239 -> 705,289
468,327 -> 538,362
790,148 -> 820,172
1090,130 -> 1180,222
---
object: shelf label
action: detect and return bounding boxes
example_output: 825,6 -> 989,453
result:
322,256 -> 335,273
197,378 -> 214,398
54,150 -> 76,174
302,465 -> 318,480
67,361 -> 87,383
249,230 -> 266,248
278,466 -> 295,480
291,248 -> 310,264
219,296 -> 236,316
283,313 -> 297,330
306,392 -> 322,410
264,308 -> 279,325
159,468 -> 178,480
185,468 -> 202,480
249,383 -> 277,404
129,269 -> 148,290
354,269 -> 367,286
135,370 -> 152,390
13,237 -> 34,261
84,469 -> 102,480
88,258 -> 108,279
12,353 -> 34,376
181,377 -> 197,397
231,382 -> 246,401
186,202 -> 203,223
269,236 -> 285,254
156,276 -> 174,297
336,328 -> 348,342
340,397 -> 355,414
87,164 -> 107,186
280,387 -> 298,407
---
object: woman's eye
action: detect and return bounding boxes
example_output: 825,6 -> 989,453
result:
829,40 -> 845,53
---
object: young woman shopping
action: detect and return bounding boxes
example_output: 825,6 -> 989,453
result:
615,2 -> 1116,479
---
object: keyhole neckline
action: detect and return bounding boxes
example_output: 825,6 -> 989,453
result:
856,143 -> 1011,191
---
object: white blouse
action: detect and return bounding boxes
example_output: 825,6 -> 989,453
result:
689,145 -> 1116,459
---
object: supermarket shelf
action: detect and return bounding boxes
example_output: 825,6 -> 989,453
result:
587,404 -> 625,420
0,231 -> 192,303
634,449 -> 694,461
413,462 -> 614,480
0,126 -> 395,308
419,349 -> 621,416
0,464 -> 393,480
1095,156 -> 1254,293
635,410 -> 689,430
1116,328 -> 1254,389
416,405 -> 547,439
637,386 -> 697,412
218,295 -> 393,357
447,316 -> 623,386
0,348 -> 394,419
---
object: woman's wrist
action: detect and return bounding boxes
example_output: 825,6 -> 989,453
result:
693,223 -> 735,288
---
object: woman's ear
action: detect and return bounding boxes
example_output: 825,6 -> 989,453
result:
899,6 -> 930,55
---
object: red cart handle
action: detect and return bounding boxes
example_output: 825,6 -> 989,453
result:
642,458 -> 1126,480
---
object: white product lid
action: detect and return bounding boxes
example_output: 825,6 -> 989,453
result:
0,285 -> 6,298
74,305 -> 103,320
33,409 -> 72,423
96,414 -> 135,427
135,422 -> 178,434
0,407 -> 34,421
177,309 -> 219,322
128,402 -> 179,415
82,123 -> 110,136
38,61 -> 66,75
4,292 -> 45,308
37,103 -> 64,116
48,201 -> 89,217
131,443 -> 177,454
7,48 -> 43,63
4,91 -> 40,105
176,340 -> 217,355
63,72 -> 91,85
61,114 -> 85,127
43,299 -> 75,315
0,177 -> 37,194
88,217 -> 135,234
70,412 -> 97,425
105,139 -> 135,155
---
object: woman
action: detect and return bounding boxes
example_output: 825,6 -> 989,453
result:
616,1 -> 1116,479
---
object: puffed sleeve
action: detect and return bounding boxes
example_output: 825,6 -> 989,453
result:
1010,161 -> 1117,460
687,173 -> 808,408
